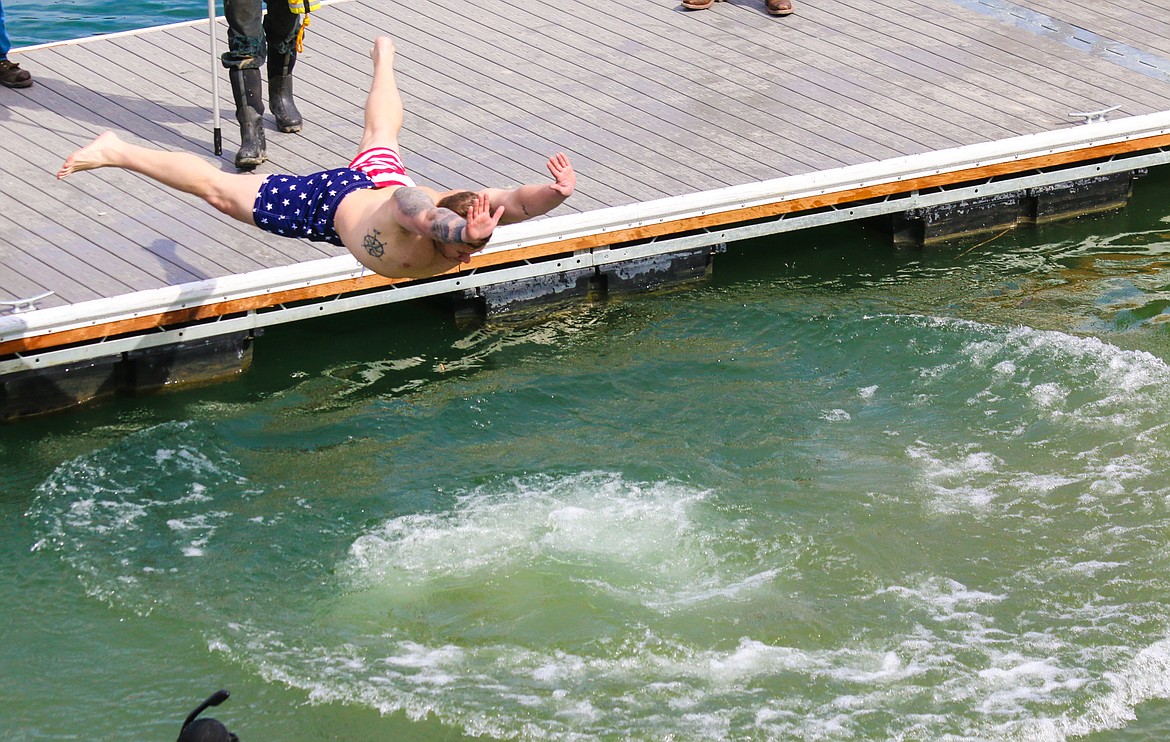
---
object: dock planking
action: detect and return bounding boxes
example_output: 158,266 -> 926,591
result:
2,0 -> 1170,313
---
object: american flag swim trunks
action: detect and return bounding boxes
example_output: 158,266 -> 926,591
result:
348,146 -> 417,189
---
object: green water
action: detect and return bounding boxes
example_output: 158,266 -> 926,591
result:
7,169 -> 1170,739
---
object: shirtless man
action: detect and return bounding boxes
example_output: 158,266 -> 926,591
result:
57,36 -> 576,279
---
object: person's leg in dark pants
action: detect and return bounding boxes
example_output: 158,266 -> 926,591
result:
263,1 -> 303,133
222,0 -> 267,168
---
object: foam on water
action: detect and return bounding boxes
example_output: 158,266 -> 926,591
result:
223,458 -> 1170,738
27,422 -> 248,610
930,318 -> 1169,428
23,309 -> 1170,739
337,472 -> 756,616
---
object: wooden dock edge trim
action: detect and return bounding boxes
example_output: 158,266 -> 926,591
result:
4,132 -> 1169,357
0,273 -> 410,355
520,132 -> 1170,254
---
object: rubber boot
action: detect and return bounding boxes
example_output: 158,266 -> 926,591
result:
268,52 -> 303,134
229,67 -> 266,169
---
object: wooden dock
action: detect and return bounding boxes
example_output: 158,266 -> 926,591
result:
3,0 -> 1170,416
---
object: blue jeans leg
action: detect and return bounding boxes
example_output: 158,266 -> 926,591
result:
0,0 -> 12,60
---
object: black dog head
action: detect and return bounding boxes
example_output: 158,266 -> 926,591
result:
177,690 -> 237,742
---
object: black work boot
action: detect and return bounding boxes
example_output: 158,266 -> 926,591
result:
229,67 -> 266,169
0,59 -> 32,88
268,52 -> 303,134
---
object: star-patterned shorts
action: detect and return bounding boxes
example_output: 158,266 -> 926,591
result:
252,168 -> 376,246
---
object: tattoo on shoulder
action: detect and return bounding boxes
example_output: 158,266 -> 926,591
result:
392,187 -> 431,217
363,228 -> 385,258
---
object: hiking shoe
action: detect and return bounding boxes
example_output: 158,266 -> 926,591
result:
0,59 -> 32,89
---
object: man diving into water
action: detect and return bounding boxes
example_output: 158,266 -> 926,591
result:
57,36 -> 576,279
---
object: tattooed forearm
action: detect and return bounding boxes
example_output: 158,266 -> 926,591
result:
392,188 -> 470,244
362,228 -> 385,258
430,209 -> 467,244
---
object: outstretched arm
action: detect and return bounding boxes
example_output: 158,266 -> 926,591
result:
391,187 -> 503,245
483,153 -> 576,225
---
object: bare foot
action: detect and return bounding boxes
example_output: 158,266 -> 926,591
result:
57,131 -> 122,180
371,36 -> 396,65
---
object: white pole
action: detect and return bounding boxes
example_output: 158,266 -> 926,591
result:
207,0 -> 222,155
